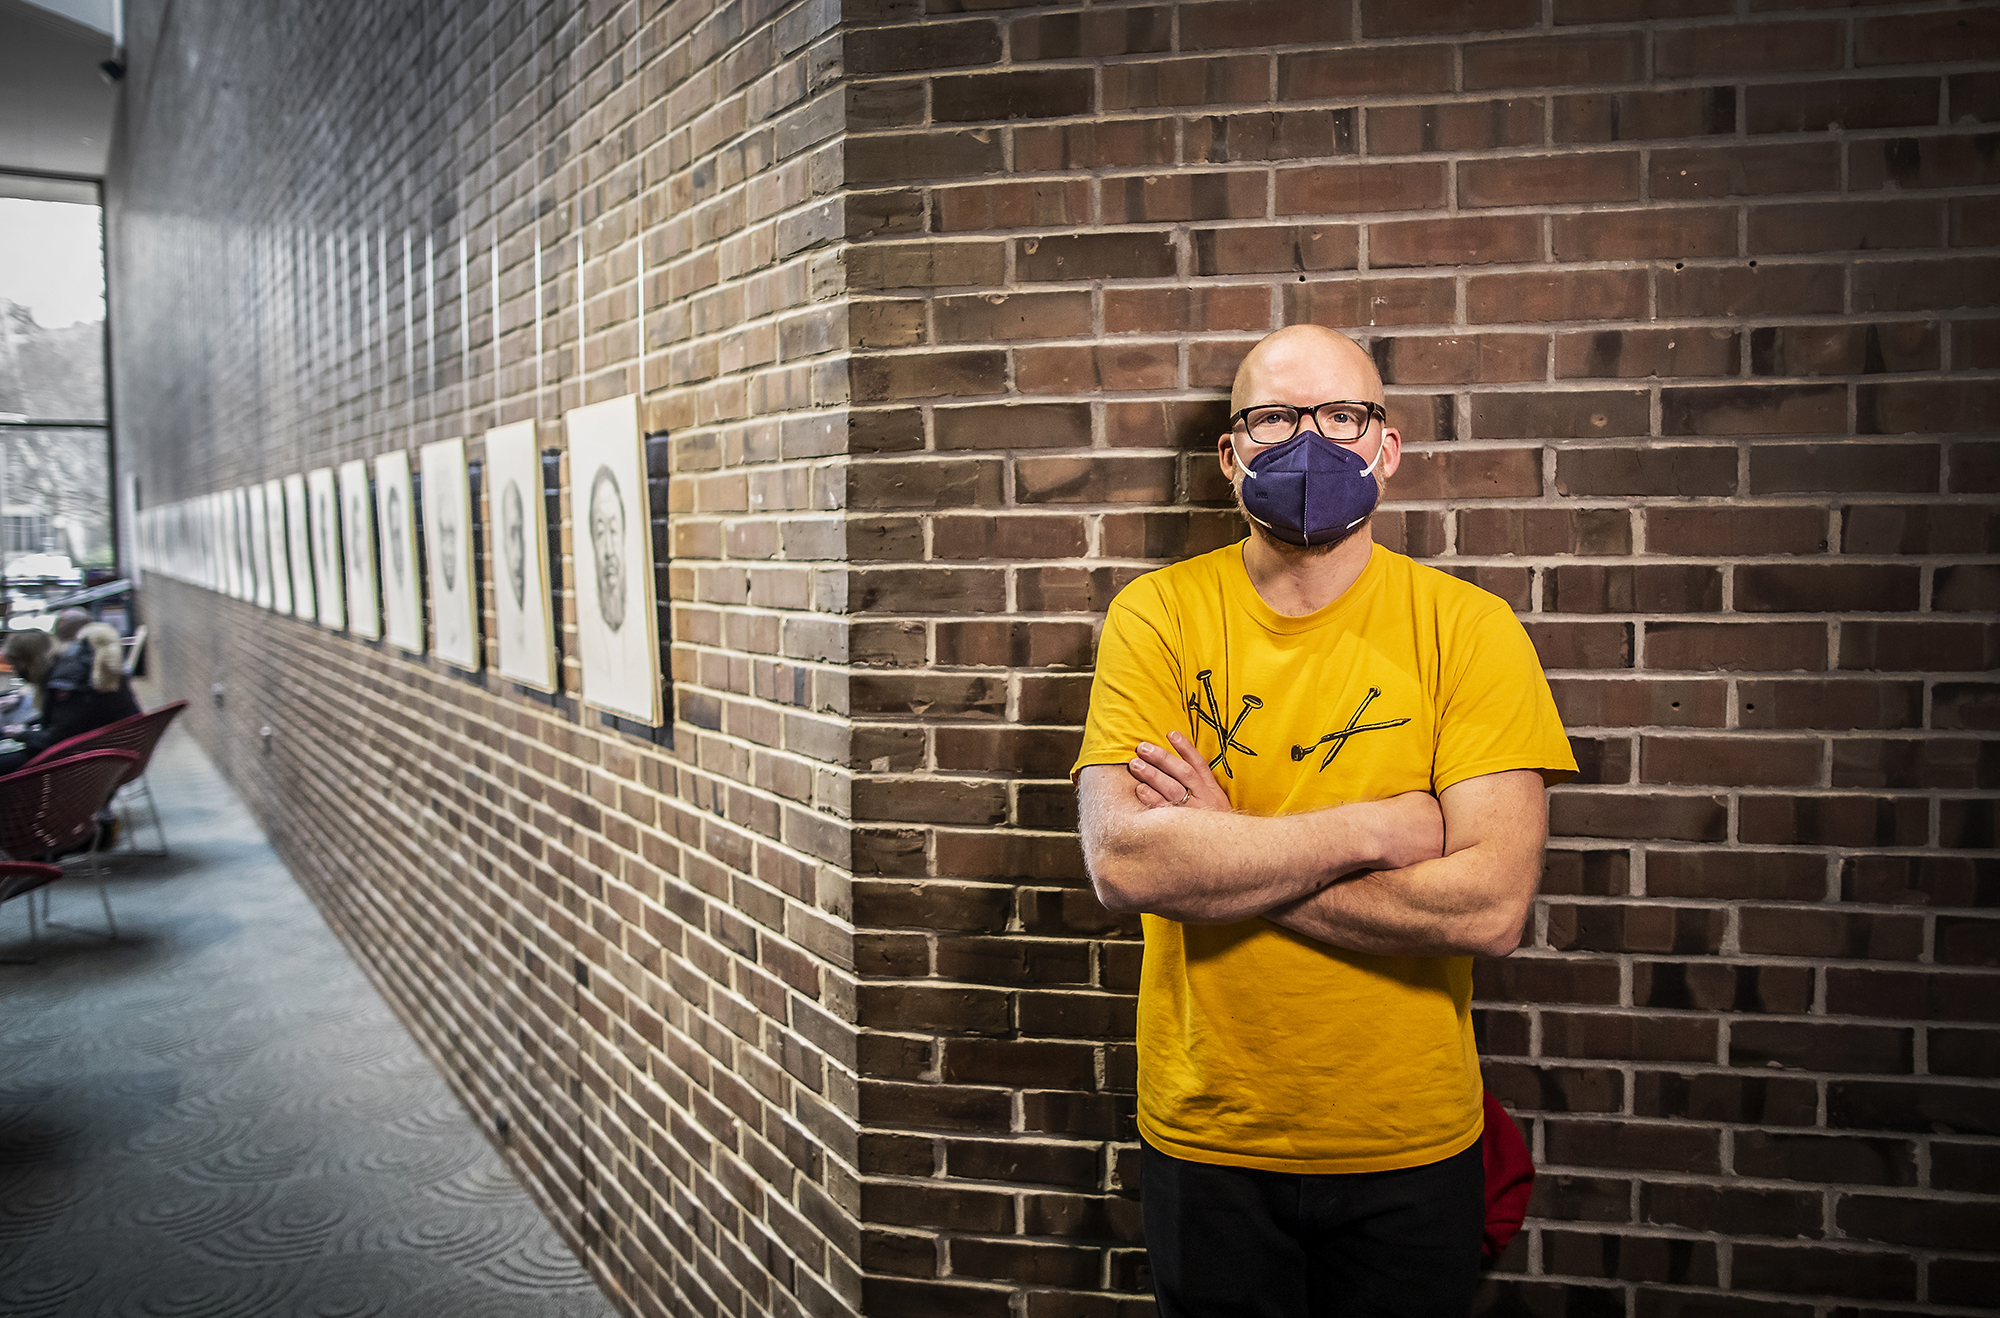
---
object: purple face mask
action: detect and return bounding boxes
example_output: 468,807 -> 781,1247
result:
1237,432 -> 1385,548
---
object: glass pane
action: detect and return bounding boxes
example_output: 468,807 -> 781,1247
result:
1,427 -> 113,602
0,194 -> 107,423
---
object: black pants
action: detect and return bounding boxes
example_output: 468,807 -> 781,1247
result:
1142,1138 -> 1484,1318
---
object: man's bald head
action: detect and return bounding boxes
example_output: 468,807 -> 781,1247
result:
52,608 -> 92,642
1230,325 -> 1384,414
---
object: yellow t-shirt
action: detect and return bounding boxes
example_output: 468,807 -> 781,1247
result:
1072,540 -> 1575,1174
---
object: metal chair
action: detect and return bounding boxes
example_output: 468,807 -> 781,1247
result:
26,700 -> 187,856
0,749 -> 140,940
0,861 -> 65,963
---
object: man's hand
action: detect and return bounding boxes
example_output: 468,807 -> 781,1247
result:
1126,731 -> 1232,811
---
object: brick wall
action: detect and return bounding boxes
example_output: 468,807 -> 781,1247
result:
111,3 -> 863,1317
111,0 -> 1994,1315
837,3 -> 1997,1316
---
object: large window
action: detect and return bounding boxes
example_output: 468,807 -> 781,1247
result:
0,176 -> 111,604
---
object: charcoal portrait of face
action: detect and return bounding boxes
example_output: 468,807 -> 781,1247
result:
346,490 -> 366,572
589,464 -> 626,633
386,485 -> 406,582
501,479 -> 526,609
437,503 -> 459,592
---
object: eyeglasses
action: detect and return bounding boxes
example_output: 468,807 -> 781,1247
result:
1229,400 -> 1386,446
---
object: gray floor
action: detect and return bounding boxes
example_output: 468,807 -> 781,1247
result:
0,727 -> 615,1318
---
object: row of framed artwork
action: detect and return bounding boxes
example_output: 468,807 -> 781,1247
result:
132,394 -> 665,726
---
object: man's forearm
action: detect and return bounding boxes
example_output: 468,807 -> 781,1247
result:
1261,844 -> 1535,959
1080,776 -> 1443,924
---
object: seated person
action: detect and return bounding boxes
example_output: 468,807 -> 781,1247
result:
0,624 -> 140,775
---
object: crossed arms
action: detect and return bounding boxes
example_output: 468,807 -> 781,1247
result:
1076,730 -> 1548,959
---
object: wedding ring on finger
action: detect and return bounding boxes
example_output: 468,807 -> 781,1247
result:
1175,785 -> 1192,806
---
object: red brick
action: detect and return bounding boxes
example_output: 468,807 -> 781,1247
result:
1852,133 -> 2000,192
1656,20 -> 1843,77
1644,622 -> 1826,673
1854,258 -> 2000,312
1375,333 -> 1547,385
1735,565 -> 1922,614
1550,791 -> 1728,841
1105,287 -> 1270,337
1103,172 -> 1266,224
1471,390 -> 1649,439
1187,109 -> 1354,162
1648,506 -> 1828,556
1739,793 -> 1928,847
1647,849 -> 1828,902
1367,215 -> 1541,269
1554,447 -> 1737,498
1463,508 -> 1631,556
933,180 -> 1090,231
1746,443 -> 1940,496
1459,153 -> 1640,208
1749,200 -> 1943,255
1468,270 -> 1648,323
1641,736 -> 1822,788
932,69 -> 1093,122
1275,162 -> 1448,216
935,404 -> 1091,451
1746,78 -> 1940,135
1751,321 -> 1939,377
1555,327 -> 1739,379
1554,87 -> 1736,143
1278,45 -> 1457,98
1015,233 -> 1177,282
1661,383 -> 1845,436
1100,56 -> 1268,111
1366,99 -> 1541,154
1651,142 -> 1841,199
1550,209 -> 1736,261
1858,381 -> 2000,434
1013,120 -> 1175,170
1464,34 -> 1645,91
1385,448 -> 1541,501
1558,0 -> 1727,19
1015,455 -> 1177,504
1285,277 -> 1456,327
1549,565 -> 1721,614
1361,0 -> 1535,36
1192,225 -> 1358,276
1857,9 -> 2000,67
1840,622 -> 2000,674
1551,679 -> 1729,729
1015,344 -> 1178,394
847,21 -> 1001,75
1008,8 -> 1172,59
1544,1118 -> 1722,1174
1180,0 -> 1351,49
1658,263 -> 1845,318
932,292 -> 1090,344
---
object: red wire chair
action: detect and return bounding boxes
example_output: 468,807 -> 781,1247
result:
26,700 -> 187,856
0,749 -> 139,941
0,861 -> 64,963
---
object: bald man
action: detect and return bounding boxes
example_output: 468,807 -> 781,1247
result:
1073,326 -> 1575,1316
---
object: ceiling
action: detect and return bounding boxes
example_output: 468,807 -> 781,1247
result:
0,0 -> 119,186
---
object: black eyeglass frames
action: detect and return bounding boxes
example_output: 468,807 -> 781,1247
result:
1229,400 -> 1387,445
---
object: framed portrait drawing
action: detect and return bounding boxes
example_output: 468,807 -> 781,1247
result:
248,484 -> 274,610
419,437 -> 479,671
307,466 -> 345,630
484,420 -> 555,691
238,488 -> 258,602
264,478 -> 293,616
565,394 -> 660,724
284,474 -> 315,620
339,459 -> 382,640
374,450 -> 423,654
224,488 -> 245,600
